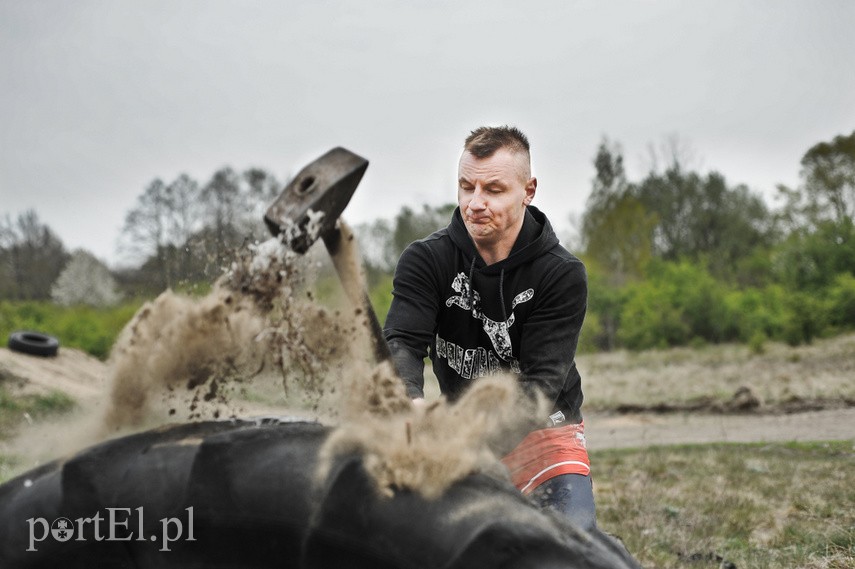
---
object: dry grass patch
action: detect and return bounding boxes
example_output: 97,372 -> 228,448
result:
594,441 -> 855,568
579,333 -> 855,412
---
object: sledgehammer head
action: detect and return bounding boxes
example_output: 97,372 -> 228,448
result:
265,147 -> 369,254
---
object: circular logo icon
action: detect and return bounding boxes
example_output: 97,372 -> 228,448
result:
51,517 -> 75,542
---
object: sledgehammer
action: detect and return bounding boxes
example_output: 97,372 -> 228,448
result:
264,147 -> 392,363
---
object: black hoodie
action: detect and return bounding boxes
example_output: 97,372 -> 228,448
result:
384,205 -> 587,423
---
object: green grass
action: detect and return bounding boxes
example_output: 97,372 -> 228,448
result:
1,300 -> 143,359
0,383 -> 77,436
593,441 -> 855,568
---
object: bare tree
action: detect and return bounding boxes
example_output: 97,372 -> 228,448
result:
240,167 -> 282,240
164,174 -> 201,247
0,210 -> 68,300
120,178 -> 171,289
642,133 -> 702,175
200,167 -> 243,266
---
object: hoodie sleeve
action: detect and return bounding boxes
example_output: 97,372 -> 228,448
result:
518,256 -> 587,412
383,241 -> 442,399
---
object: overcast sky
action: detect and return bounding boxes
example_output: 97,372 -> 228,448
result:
2,0 -> 854,267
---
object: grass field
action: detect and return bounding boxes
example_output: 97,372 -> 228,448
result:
579,333 -> 855,413
1,333 -> 853,567
594,442 -> 855,568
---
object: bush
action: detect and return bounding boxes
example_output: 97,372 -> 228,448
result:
826,272 -> 855,329
618,260 -> 725,350
618,280 -> 688,349
782,291 -> 827,346
577,310 -> 603,354
582,264 -> 624,351
722,285 -> 789,342
748,330 -> 767,354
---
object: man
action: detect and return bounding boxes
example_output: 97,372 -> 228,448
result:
383,125 -> 595,530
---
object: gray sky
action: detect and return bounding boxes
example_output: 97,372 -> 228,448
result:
2,0 -> 854,266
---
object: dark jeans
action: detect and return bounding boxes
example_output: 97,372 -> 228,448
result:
530,473 -> 597,531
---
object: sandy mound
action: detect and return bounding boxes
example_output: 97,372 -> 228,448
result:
0,346 -> 106,402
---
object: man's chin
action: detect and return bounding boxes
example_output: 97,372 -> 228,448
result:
466,225 -> 493,240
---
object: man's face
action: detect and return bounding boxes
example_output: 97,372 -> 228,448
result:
457,148 -> 536,250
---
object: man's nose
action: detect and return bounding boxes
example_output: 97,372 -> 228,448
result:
469,187 -> 487,210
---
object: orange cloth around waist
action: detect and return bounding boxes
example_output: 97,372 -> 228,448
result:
501,422 -> 590,494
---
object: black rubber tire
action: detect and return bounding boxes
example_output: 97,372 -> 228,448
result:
0,419 -> 641,569
7,331 -> 60,357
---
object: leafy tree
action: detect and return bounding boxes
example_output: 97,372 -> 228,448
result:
827,272 -> 855,330
633,168 -> 772,276
771,220 -> 855,290
772,131 -> 855,290
357,203 -> 456,282
581,138 -> 772,283
581,139 -> 657,285
51,249 -> 121,307
0,210 -> 68,300
392,203 -> 456,255
580,261 -> 624,351
800,130 -> 855,226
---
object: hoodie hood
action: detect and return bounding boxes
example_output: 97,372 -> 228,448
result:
448,205 -> 560,274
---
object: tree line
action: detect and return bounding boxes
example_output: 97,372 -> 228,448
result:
0,166 -> 282,304
579,130 -> 854,350
1,130 -> 853,352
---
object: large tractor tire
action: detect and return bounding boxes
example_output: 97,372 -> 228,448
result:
0,419 -> 639,568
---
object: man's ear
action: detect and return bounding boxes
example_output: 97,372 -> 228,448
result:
524,177 -> 537,206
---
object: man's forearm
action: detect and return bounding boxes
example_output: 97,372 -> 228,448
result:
387,338 -> 426,399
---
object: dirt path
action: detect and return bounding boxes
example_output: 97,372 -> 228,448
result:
585,408 -> 855,450
2,346 -> 853,451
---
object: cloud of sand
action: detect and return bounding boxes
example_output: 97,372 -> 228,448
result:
319,370 -> 546,500
103,288 -> 267,430
102,236 -> 371,433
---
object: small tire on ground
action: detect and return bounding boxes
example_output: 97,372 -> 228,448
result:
7,330 -> 60,357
